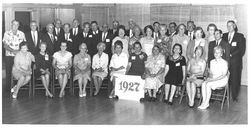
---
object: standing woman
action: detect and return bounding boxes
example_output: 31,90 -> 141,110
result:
186,27 -> 208,61
155,24 -> 172,58
73,43 -> 91,97
140,25 -> 155,56
112,25 -> 129,55
109,40 -> 128,98
11,42 -> 35,98
52,42 -> 72,97
92,42 -> 109,96
172,24 -> 190,60
128,25 -> 143,54
144,45 -> 165,101
198,46 -> 229,110
164,44 -> 186,105
35,42 -> 53,97
126,41 -> 148,76
206,23 -> 217,43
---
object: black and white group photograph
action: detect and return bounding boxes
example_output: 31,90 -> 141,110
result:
0,0 -> 249,132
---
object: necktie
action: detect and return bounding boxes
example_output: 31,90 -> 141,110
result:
228,33 -> 231,42
74,28 -> 77,36
102,33 -> 106,41
216,41 -> 218,46
32,31 -> 37,46
65,33 -> 68,40
50,34 -> 54,42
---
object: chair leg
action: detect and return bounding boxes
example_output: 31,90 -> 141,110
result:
226,86 -> 230,109
29,81 -> 32,97
221,87 -> 227,111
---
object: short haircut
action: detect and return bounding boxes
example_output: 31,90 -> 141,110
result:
194,46 -> 204,56
172,43 -> 183,55
144,25 -> 154,36
152,45 -> 161,53
30,20 -> 37,25
159,24 -> 167,30
214,45 -> 224,54
132,24 -> 142,35
39,42 -> 47,48
169,22 -> 177,27
79,42 -> 87,50
227,20 -> 238,32
118,25 -> 126,32
114,40 -> 123,49
11,20 -> 19,25
19,41 -> 28,50
133,41 -> 142,49
63,23 -> 71,27
97,42 -> 106,50
83,22 -> 90,27
215,29 -> 223,34
91,21 -> 98,25
153,21 -> 160,26
187,20 -> 194,25
207,23 -> 217,31
46,23 -> 54,30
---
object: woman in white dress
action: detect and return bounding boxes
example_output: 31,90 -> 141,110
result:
52,42 -> 72,98
140,25 -> 155,56
144,45 -> 165,102
198,46 -> 229,110
73,43 -> 91,97
109,40 -> 128,98
92,42 -> 109,96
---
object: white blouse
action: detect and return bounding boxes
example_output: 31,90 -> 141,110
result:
210,58 -> 228,79
109,52 -> 128,73
92,52 -> 109,73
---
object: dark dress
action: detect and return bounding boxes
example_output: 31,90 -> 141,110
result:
127,52 -> 147,76
165,55 -> 186,85
35,52 -> 52,78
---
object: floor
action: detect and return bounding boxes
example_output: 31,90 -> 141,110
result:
2,84 -> 248,124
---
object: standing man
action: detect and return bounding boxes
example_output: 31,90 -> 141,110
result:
41,23 -> 56,55
222,20 -> 246,102
57,23 -> 73,54
25,20 -> 42,55
153,21 -> 160,40
101,23 -> 113,59
90,21 -> 102,57
81,22 -> 93,56
185,21 -> 196,40
70,19 -> 82,55
126,19 -> 135,38
53,19 -> 64,39
167,22 -> 177,37
109,20 -> 119,38
3,20 -> 26,91
208,29 -> 230,67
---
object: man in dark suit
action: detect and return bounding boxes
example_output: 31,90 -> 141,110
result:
109,20 -> 119,39
126,19 -> 135,38
41,23 -> 56,55
208,29 -> 230,67
184,20 -> 196,40
167,22 -> 177,37
101,23 -> 113,59
222,20 -> 246,102
90,21 -> 102,57
70,19 -> 82,55
153,21 -> 160,40
81,22 -> 93,56
25,20 -> 42,55
53,19 -> 64,41
57,23 -> 73,54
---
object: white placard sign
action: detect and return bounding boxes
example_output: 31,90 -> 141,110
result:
114,74 -> 145,101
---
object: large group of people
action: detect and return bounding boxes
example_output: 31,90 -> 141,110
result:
3,17 -> 246,110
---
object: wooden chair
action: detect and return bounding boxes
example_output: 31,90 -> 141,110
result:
51,67 -> 73,96
32,65 -> 53,96
10,70 -> 32,97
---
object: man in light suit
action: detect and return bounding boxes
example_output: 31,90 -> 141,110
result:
208,29 -> 230,68
25,20 -> 42,55
222,20 -> 246,102
41,23 -> 56,55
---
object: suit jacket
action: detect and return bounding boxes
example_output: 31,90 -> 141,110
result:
100,31 -> 113,59
89,30 -> 102,57
109,29 -> 119,39
25,30 -> 42,55
186,39 -> 208,61
184,30 -> 195,40
81,31 -> 94,56
41,32 -> 57,55
53,27 -> 64,39
70,28 -> 83,55
208,39 -> 231,67
222,32 -> 245,67
125,29 -> 133,38
57,32 -> 74,54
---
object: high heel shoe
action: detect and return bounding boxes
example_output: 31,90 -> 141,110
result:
12,94 -> 17,99
11,85 -> 17,93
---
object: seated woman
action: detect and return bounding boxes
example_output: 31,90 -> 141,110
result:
73,43 -> 91,97
109,40 -> 128,98
92,42 -> 109,96
198,46 -> 229,110
52,41 -> 72,98
11,41 -> 35,98
164,43 -> 186,105
35,42 -> 53,98
186,46 -> 206,107
144,45 -> 165,102
126,41 -> 147,77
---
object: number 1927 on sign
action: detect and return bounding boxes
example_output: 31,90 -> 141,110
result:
119,81 -> 140,93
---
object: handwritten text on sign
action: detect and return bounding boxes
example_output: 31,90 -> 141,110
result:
114,74 -> 145,101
